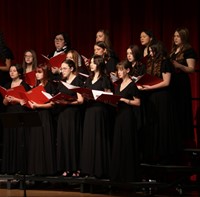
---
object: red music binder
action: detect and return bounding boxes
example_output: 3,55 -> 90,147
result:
136,73 -> 163,86
24,70 -> 36,86
0,85 -> 26,99
92,90 -> 121,106
49,92 -> 76,102
19,85 -> 49,108
60,81 -> 121,106
41,52 -> 66,68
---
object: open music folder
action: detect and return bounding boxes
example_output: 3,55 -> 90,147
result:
92,90 -> 121,106
60,81 -> 121,106
19,85 -> 49,108
135,73 -> 163,86
24,70 -> 36,87
0,85 -> 26,99
43,92 -> 77,102
41,52 -> 66,68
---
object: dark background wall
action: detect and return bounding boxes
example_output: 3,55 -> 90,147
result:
1,0 -> 199,62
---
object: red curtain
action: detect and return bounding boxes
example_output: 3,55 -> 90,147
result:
0,0 -> 199,143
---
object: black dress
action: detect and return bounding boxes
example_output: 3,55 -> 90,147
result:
130,61 -> 146,149
142,59 -> 182,164
27,82 -> 57,175
110,82 -> 140,182
80,75 -> 112,178
56,77 -> 84,174
130,62 -> 146,79
170,48 -> 197,147
0,47 -> 14,87
105,56 -> 118,75
1,81 -> 31,174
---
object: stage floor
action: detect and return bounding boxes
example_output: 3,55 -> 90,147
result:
0,178 -> 200,197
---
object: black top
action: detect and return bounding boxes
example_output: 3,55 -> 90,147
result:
0,47 -> 14,86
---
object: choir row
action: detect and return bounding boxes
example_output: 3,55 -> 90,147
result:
0,27 -> 197,182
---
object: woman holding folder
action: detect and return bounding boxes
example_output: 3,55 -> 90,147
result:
56,59 -> 84,177
27,63 -> 57,175
80,55 -> 112,179
48,32 -> 71,83
140,41 -> 182,165
22,49 -> 37,87
110,60 -> 141,182
2,64 -> 30,174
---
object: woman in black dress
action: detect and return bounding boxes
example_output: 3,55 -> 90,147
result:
22,49 -> 37,87
27,63 -> 57,175
56,59 -> 84,177
80,55 -> 112,179
110,60 -> 141,182
169,27 -> 197,148
126,44 -> 146,79
94,41 -> 118,76
141,41 -> 182,165
2,64 -> 30,174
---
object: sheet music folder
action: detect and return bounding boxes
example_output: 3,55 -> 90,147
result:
0,111 -> 42,128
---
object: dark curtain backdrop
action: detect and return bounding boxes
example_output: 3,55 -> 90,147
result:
0,0 -> 199,144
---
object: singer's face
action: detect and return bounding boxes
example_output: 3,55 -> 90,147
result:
173,31 -> 182,46
140,32 -> 152,46
36,69 -> 44,81
94,45 -> 105,56
66,52 -> 73,61
24,51 -> 33,64
61,63 -> 71,78
9,66 -> 19,80
54,34 -> 65,50
127,48 -> 134,63
117,67 -> 127,79
96,31 -> 105,42
89,58 -> 97,72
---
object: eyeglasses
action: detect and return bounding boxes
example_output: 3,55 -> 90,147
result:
55,38 -> 64,42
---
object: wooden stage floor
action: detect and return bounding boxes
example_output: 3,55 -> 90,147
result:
0,176 -> 200,197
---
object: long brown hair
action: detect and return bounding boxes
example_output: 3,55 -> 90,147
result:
146,41 -> 167,77
22,49 -> 37,73
89,55 -> 106,79
35,63 -> 49,86
170,27 -> 192,61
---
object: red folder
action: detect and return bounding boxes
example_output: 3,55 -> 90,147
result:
0,85 -> 26,99
49,92 -> 76,102
96,93 -> 121,106
92,90 -> 121,106
136,73 -> 163,86
24,70 -> 36,86
73,88 -> 121,106
59,81 -> 92,99
19,85 -> 49,107
72,87 -> 94,100
60,81 -> 120,105
41,52 -> 66,68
